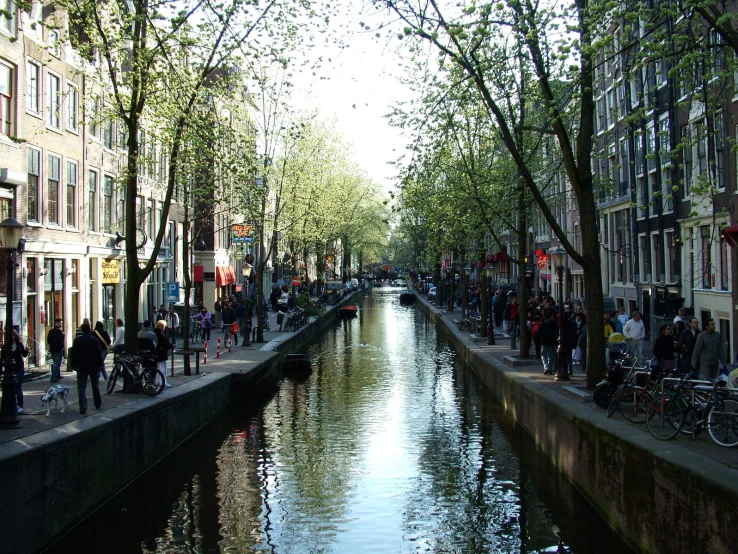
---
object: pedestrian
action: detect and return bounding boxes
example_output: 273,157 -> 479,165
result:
6,330 -> 29,413
70,322 -> 103,414
576,313 -> 588,375
111,318 -> 125,353
93,321 -> 112,381
46,318 -> 65,382
562,313 -> 578,376
678,318 -> 699,377
154,320 -> 174,387
623,311 -> 646,358
617,306 -> 630,329
166,306 -> 180,345
652,324 -> 676,372
539,310 -> 558,376
610,311 -> 623,334
691,318 -> 725,381
137,320 -> 159,351
603,313 -> 615,340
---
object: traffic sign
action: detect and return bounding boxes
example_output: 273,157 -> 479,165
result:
166,282 -> 180,303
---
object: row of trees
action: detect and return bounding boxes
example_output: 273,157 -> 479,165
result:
53,0 -> 389,355
375,0 -> 738,388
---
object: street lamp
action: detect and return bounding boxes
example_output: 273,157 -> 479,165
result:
485,264 -> 495,345
0,217 -> 25,428
551,246 -> 570,382
242,263 -> 252,278
463,265 -> 471,313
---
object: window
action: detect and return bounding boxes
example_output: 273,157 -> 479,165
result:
646,124 -> 656,172
637,176 -> 646,219
103,176 -> 113,233
48,29 -> 60,57
639,234 -> 650,282
617,81 -> 626,118
702,226 -> 712,289
66,160 -> 77,227
88,170 -> 98,232
27,148 -> 40,222
682,125 -> 692,195
720,235 -> 729,290
596,96 -> 605,133
665,231 -> 675,283
118,184 -> 126,227
48,154 -> 61,225
47,72 -> 61,129
88,97 -> 99,139
660,117 -> 673,213
606,88 -> 615,128
66,84 -> 78,131
103,117 -> 114,150
713,111 -> 724,190
634,132 -> 644,175
618,138 -> 628,195
136,195 -> 144,229
0,60 -> 12,136
26,60 -> 40,113
0,0 -> 16,36
655,59 -> 667,88
148,198 -> 156,238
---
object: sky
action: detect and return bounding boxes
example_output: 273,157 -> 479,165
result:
291,2 -> 414,196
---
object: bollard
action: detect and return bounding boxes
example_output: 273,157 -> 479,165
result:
203,341 -> 208,364
227,335 -> 232,353
216,337 -> 221,358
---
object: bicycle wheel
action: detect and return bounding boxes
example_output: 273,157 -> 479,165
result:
619,386 -> 655,424
645,395 -> 685,440
141,367 -> 165,396
607,384 -> 626,418
107,364 -> 120,394
707,397 -> 738,447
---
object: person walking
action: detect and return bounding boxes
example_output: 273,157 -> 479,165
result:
539,310 -> 558,376
617,306 -> 630,330
154,320 -> 174,387
70,322 -> 103,414
623,312 -> 646,358
111,318 -> 125,354
575,313 -> 588,375
166,306 -> 180,345
652,324 -> 676,372
678,318 -> 699,377
93,321 -> 112,381
691,318 -> 725,381
6,330 -> 29,413
192,307 -> 213,342
46,318 -> 65,382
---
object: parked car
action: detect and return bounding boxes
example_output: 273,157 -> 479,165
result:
277,293 -> 290,311
325,281 -> 344,302
427,287 -> 437,301
350,278 -> 359,291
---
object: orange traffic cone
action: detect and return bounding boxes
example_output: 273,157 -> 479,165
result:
216,337 -> 221,358
203,341 -> 208,364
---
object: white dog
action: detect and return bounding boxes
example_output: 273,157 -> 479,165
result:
41,384 -> 70,416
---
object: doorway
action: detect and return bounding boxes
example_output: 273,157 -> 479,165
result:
103,285 -> 116,336
719,318 -> 731,364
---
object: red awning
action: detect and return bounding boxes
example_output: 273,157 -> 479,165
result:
216,266 -> 237,287
494,248 -> 510,262
722,225 -> 738,247
194,265 -> 204,283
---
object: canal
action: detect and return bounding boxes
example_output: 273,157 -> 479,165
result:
57,290 -> 633,553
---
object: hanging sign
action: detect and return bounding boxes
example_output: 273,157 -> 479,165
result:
231,224 -> 254,244
102,259 -> 121,284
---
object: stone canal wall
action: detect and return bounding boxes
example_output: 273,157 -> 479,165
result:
0,290 -> 366,554
417,300 -> 738,554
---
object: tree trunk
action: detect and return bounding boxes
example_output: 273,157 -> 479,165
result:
517,187 -> 530,358
479,251 -> 488,337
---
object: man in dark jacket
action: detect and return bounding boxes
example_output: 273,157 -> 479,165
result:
539,310 -> 559,375
47,318 -> 65,382
71,322 -> 103,414
678,317 -> 699,377
221,302 -> 238,346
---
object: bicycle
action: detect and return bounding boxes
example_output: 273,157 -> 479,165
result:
606,356 -> 657,419
106,352 -> 165,396
645,374 -> 738,447
223,322 -> 238,347
191,321 -> 202,343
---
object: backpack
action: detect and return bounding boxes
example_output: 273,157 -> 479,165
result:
532,319 -> 542,337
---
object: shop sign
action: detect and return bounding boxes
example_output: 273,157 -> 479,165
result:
232,224 -> 254,244
102,259 -> 121,284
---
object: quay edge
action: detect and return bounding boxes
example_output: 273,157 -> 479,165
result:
416,298 -> 738,554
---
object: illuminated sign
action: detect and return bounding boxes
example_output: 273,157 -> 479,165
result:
232,224 -> 254,244
102,259 -> 121,284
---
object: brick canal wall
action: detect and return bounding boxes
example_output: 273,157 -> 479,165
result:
417,300 -> 738,554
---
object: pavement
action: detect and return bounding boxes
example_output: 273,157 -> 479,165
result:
0,298 -> 340,446
422,295 -> 738,469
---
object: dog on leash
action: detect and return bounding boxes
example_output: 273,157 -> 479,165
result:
41,384 -> 70,416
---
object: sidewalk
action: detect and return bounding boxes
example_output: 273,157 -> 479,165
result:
423,296 -> 737,469
0,301 -> 323,446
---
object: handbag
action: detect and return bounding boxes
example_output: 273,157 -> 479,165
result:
94,330 -> 111,351
572,346 -> 582,362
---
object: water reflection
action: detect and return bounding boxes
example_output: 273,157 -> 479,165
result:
57,292 -> 633,554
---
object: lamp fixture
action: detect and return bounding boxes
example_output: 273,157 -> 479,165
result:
242,263 -> 252,278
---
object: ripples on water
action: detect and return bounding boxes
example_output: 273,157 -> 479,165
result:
58,290 -> 633,554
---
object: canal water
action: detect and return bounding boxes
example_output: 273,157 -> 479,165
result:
57,290 -> 633,553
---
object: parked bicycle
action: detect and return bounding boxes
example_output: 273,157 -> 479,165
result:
606,356 -> 657,420
106,351 -> 165,396
190,321 -> 203,343
645,373 -> 738,447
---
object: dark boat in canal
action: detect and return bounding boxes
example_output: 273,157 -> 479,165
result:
399,291 -> 416,305
281,353 -> 312,375
338,305 -> 358,317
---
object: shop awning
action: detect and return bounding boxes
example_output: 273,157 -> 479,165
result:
492,247 -> 510,262
721,225 -> 738,247
216,266 -> 237,287
194,265 -> 204,283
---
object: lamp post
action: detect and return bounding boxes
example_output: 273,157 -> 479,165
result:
0,217 -> 25,428
486,264 -> 496,345
551,246 -> 570,382
242,263 -> 252,346
463,265 -> 471,313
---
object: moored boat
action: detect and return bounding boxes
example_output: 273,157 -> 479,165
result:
282,353 -> 313,374
338,305 -> 358,317
399,291 -> 416,304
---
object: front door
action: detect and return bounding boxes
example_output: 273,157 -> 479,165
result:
102,285 -> 116,336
